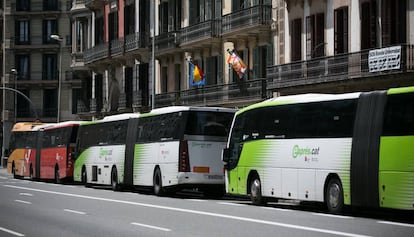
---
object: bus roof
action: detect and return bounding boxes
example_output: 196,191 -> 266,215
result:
42,121 -> 83,130
237,92 -> 361,115
143,106 -> 236,117
12,122 -> 44,131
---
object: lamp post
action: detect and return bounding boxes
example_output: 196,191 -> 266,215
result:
11,69 -> 17,124
50,34 -> 62,122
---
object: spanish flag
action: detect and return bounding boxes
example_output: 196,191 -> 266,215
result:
227,49 -> 247,79
189,61 -> 206,86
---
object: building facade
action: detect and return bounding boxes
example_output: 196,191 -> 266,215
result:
1,0 -> 79,159
71,0 -> 414,120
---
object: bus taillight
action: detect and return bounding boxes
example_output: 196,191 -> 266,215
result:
179,140 -> 190,172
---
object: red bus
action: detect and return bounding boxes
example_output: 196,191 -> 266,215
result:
35,121 -> 81,183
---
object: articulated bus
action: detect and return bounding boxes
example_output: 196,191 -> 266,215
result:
7,121 -> 80,182
35,121 -> 81,182
222,86 -> 414,213
74,106 -> 235,196
7,122 -> 44,178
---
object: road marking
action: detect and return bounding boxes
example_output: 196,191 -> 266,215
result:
15,200 -> 31,205
64,209 -> 86,215
261,206 -> 292,212
131,222 -> 171,232
4,185 -> 370,237
313,213 -> 354,219
186,199 -> 207,202
217,202 -> 245,207
377,221 -> 414,228
0,227 -> 25,236
19,193 -> 33,197
0,176 -> 8,180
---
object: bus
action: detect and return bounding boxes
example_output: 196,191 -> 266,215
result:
7,122 -> 44,178
222,86 -> 414,213
74,106 -> 235,196
35,121 -> 81,183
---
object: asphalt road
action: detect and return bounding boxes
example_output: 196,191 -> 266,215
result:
0,168 -> 413,237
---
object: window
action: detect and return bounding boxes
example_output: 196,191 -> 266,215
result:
334,7 -> 348,54
43,54 -> 57,81
361,1 -> 377,50
291,18 -> 302,61
15,19 -> 30,44
95,17 -> 104,45
383,93 -> 414,136
381,0 -> 406,46
43,19 -> 57,44
108,12 -> 118,41
185,111 -> 233,137
16,0 -> 30,11
16,89 -> 30,117
16,54 -> 30,80
124,4 -> 135,35
43,89 -> 57,117
43,0 -> 58,11
306,13 -> 325,59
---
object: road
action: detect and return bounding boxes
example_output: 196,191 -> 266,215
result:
0,168 -> 413,237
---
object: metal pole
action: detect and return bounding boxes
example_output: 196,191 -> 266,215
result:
11,69 -> 17,124
57,41 -> 62,122
2,0 -> 7,165
151,0 -> 155,110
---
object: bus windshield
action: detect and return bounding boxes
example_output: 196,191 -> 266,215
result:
185,111 -> 234,137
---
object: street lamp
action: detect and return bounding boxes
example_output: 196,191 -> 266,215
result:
50,34 -> 62,122
11,69 -> 17,124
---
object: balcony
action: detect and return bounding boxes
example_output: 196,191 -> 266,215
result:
110,38 -> 124,58
222,5 -> 271,40
84,43 -> 109,65
125,32 -> 148,53
85,0 -> 107,10
155,78 -> 266,108
180,20 -> 221,50
154,31 -> 181,57
266,44 -> 414,91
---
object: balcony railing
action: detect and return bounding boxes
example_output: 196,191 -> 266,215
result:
84,43 -> 108,64
222,4 -> 271,34
154,31 -> 180,52
180,20 -> 221,45
125,32 -> 148,52
110,38 -> 124,57
266,44 -> 414,90
155,78 -> 266,108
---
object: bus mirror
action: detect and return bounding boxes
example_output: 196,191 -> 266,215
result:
71,151 -> 78,159
222,148 -> 230,164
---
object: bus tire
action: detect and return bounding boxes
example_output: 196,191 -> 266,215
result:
111,167 -> 121,191
250,175 -> 265,205
325,178 -> 344,213
153,167 -> 164,196
55,166 -> 61,184
29,164 -> 34,180
81,166 -> 88,186
12,162 -> 17,179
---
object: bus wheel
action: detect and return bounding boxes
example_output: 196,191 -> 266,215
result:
29,165 -> 34,180
325,178 -> 344,213
55,166 -> 61,184
81,166 -> 88,186
12,162 -> 17,179
111,167 -> 120,191
250,176 -> 265,205
153,168 -> 164,196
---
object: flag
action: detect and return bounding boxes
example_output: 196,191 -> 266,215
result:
189,60 -> 206,86
227,49 -> 247,79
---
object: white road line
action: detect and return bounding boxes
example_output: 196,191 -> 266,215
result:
217,202 -> 245,207
0,176 -> 8,180
186,199 -> 207,202
15,200 -> 31,205
4,185 -> 370,237
261,206 -> 292,212
0,227 -> 25,237
63,209 -> 86,215
313,213 -> 354,219
377,221 -> 414,228
131,222 -> 171,232
19,193 -> 33,197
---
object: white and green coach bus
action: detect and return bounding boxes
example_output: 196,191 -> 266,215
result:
74,106 -> 235,196
222,86 -> 414,213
